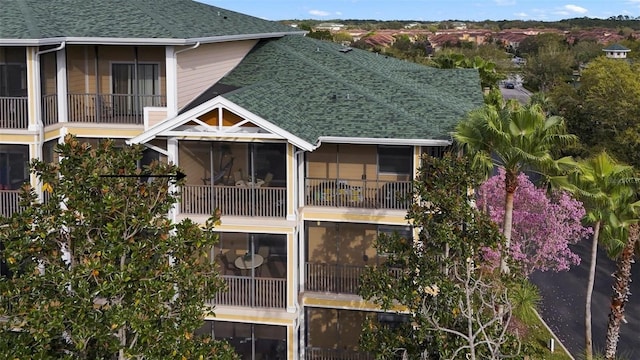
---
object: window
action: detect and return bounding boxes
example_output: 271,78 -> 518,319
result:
378,145 -> 412,175
112,63 -> 160,115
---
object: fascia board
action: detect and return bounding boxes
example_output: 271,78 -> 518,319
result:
318,136 -> 453,147
0,32 -> 306,47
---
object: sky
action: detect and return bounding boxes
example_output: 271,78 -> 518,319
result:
199,0 -> 640,22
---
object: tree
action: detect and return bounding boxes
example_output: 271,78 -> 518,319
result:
552,56 -> 640,167
454,99 -> 577,273
359,153 -> 520,359
601,190 -> 640,360
430,52 -> 502,89
477,169 -> 591,277
0,135 -> 236,359
522,42 -> 574,92
565,152 -> 635,360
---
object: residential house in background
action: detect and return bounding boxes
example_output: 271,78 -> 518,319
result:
0,0 -> 484,358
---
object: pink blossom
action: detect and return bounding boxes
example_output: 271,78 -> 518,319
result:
477,169 -> 593,276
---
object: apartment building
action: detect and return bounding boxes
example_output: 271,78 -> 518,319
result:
0,1 -> 484,358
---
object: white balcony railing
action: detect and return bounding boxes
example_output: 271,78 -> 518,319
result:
0,190 -> 21,217
67,93 -> 166,124
212,275 -> 286,308
305,178 -> 411,210
42,94 -> 58,126
0,97 -> 28,129
181,185 -> 286,218
305,263 -> 365,294
305,348 -> 374,360
305,263 -> 403,295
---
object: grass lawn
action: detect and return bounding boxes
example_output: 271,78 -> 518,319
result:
518,310 -> 574,360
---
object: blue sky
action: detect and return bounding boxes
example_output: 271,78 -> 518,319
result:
199,0 -> 640,22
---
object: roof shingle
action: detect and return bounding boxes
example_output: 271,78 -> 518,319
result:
216,35 -> 484,144
0,0 -> 299,41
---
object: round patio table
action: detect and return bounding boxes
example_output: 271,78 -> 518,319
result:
234,254 -> 264,270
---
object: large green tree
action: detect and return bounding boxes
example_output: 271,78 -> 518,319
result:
551,56 -> 640,166
359,153 -> 519,359
0,135 -> 236,359
455,99 -> 576,273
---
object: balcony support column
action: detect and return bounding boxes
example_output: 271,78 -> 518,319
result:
165,46 -> 178,118
56,46 -> 68,123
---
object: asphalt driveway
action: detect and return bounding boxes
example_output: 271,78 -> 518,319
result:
531,239 -> 640,359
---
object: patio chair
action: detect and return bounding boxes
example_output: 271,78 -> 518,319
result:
220,251 -> 240,275
258,246 -> 270,261
262,172 -> 274,187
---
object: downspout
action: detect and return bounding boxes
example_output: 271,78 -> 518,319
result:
167,42 -> 200,116
35,42 -> 66,199
174,42 -> 200,55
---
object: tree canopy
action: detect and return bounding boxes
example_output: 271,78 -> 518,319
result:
0,135 -> 236,359
359,153 -> 520,359
478,169 -> 591,277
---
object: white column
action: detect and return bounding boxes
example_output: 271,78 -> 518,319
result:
167,137 -> 179,221
57,48 -> 68,123
165,46 -> 178,118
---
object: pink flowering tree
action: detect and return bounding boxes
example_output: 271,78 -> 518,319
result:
477,168 -> 592,276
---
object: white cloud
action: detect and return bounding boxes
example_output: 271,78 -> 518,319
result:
309,9 -> 330,16
494,0 -> 516,5
563,4 -> 588,14
515,12 -> 528,17
336,11 -> 343,16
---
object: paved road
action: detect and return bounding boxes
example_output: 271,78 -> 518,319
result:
531,240 -> 640,358
500,83 -> 531,104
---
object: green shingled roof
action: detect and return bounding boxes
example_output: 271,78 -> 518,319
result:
0,0 -> 298,41
217,35 -> 484,144
603,43 -> 630,51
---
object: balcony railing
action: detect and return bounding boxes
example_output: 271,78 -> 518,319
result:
305,263 -> 365,294
305,348 -> 374,360
0,97 -> 28,129
212,275 -> 286,308
305,263 -> 403,295
0,190 -> 22,217
42,94 -> 58,126
67,93 -> 166,124
305,178 -> 411,210
181,185 -> 286,218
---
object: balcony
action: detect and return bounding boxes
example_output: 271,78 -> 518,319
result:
181,184 -> 286,218
305,263 -> 402,295
0,190 -> 21,217
305,348 -> 374,360
0,97 -> 28,129
305,178 -> 411,210
67,93 -> 166,124
305,263 -> 365,295
212,275 -> 286,309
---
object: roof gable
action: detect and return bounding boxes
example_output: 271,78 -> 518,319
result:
129,96 -> 314,150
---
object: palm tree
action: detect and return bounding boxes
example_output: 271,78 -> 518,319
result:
602,189 -> 640,360
567,152 -> 635,360
454,100 -> 577,273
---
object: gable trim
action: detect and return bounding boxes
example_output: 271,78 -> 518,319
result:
127,96 -> 315,151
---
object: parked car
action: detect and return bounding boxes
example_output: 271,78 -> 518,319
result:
504,82 -> 515,89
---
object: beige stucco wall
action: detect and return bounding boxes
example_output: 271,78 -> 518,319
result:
176,40 -> 257,109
